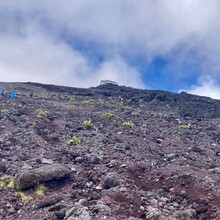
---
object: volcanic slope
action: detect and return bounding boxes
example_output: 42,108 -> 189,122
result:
0,82 -> 220,220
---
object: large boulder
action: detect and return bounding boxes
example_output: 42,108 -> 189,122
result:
14,164 -> 71,190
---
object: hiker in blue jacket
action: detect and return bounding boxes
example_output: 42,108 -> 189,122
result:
1,89 -> 5,98
9,91 -> 15,99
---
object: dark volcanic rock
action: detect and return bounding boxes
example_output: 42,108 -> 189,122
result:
0,162 -> 7,173
14,164 -> 71,190
103,174 -> 118,189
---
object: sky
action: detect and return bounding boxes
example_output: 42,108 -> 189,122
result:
0,0 -> 220,99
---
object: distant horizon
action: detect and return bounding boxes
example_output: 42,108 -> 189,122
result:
1,80 -> 220,100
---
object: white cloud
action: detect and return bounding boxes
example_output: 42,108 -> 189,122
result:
0,29 -> 143,88
0,0 -> 220,90
180,77 -> 220,100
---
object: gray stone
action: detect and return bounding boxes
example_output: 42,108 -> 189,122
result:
209,167 -> 220,174
126,217 -> 142,220
94,202 -> 112,215
64,204 -> 91,220
166,153 -> 176,161
216,151 -> 220,156
103,174 -> 118,189
174,209 -> 197,220
139,206 -> 145,212
75,157 -> 83,163
0,162 -> 7,173
192,146 -> 204,154
90,156 -> 101,164
21,164 -> 32,171
145,206 -> 162,219
41,158 -> 54,165
14,163 -> 71,190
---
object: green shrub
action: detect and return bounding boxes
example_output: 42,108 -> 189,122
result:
16,191 -> 33,201
67,136 -> 81,145
35,109 -> 47,117
82,99 -> 94,104
34,184 -> 47,196
1,109 -> 9,113
179,124 -> 190,129
123,121 -> 134,128
0,177 -> 14,188
68,96 -> 75,102
83,119 -> 94,128
104,112 -> 113,118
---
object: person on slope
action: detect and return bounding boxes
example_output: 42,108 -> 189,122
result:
9,91 -> 15,99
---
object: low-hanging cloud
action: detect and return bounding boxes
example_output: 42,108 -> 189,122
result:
0,28 -> 143,88
0,0 -> 220,97
182,76 -> 220,100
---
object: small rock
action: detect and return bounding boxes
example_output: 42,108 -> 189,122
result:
85,182 -> 93,188
169,187 -> 175,193
41,158 -> 54,165
79,199 -> 89,207
64,204 -> 91,220
179,190 -> 186,197
71,167 -> 77,172
125,145 -> 131,150
36,196 -> 61,209
215,151 -> 220,156
156,138 -> 163,144
18,154 -> 29,161
8,207 -> 16,215
146,206 -> 161,219
95,185 -> 102,190
94,202 -> 112,215
139,206 -> 145,212
75,157 -> 83,163
192,146 -> 204,154
172,202 -> 179,208
159,197 -> 169,204
174,209 -> 197,219
209,167 -> 220,174
126,218 -> 140,220
120,164 -> 127,168
166,153 -> 176,161
0,162 -> 7,173
21,164 -> 32,170
195,206 -> 208,214
91,156 -> 100,164
55,208 -> 67,220
103,174 -> 118,189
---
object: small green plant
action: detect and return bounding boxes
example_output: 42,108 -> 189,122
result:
68,96 -> 75,102
35,109 -> 47,117
67,136 -> 81,145
104,112 -> 113,118
179,124 -> 190,129
83,119 -> 94,128
0,176 -> 47,201
1,109 -> 9,113
0,176 -> 14,188
16,191 -> 33,201
123,121 -> 134,128
141,123 -> 147,128
82,99 -> 94,104
116,102 -> 123,106
34,183 -> 46,196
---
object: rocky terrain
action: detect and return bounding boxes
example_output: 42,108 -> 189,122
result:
0,81 -> 220,220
